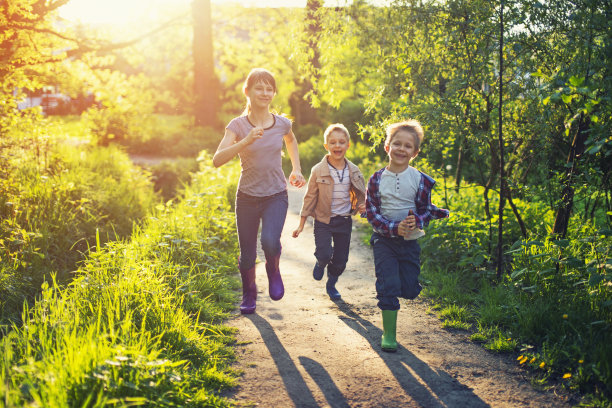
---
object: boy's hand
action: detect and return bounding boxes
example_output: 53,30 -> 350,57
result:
406,209 -> 417,230
398,219 -> 411,237
292,226 -> 303,238
289,170 -> 306,188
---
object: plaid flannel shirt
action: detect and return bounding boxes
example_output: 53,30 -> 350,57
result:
365,167 -> 449,238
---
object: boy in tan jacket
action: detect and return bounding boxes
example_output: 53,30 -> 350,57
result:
292,124 -> 366,299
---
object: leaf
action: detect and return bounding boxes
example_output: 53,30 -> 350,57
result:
511,268 -> 527,280
568,75 -> 585,87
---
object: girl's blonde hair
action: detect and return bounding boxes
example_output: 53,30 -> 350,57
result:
242,68 -> 277,115
384,119 -> 424,150
323,123 -> 350,144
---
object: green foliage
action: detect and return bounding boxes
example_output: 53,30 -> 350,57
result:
0,116 -> 158,324
126,117 -> 221,157
419,179 -> 612,401
0,156 -> 240,406
147,158 -> 200,202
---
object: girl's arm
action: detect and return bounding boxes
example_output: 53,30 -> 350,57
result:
292,216 -> 308,238
283,130 -> 306,187
213,127 -> 263,168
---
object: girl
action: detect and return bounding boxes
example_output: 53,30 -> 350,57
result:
213,68 -> 306,314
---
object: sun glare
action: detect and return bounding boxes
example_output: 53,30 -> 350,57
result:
58,0 -> 191,25
58,1 -> 370,25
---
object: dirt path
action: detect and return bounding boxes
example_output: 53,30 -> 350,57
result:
224,186 -> 571,408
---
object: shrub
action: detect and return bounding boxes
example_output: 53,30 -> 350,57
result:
0,156 -> 241,406
0,126 -> 157,324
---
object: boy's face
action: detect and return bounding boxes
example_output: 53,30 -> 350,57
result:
324,130 -> 350,160
385,130 -> 419,167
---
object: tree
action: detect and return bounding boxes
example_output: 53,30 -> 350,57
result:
290,0 -> 323,128
192,0 -> 218,128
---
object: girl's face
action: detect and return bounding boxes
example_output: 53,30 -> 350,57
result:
385,130 -> 419,169
324,130 -> 350,161
246,80 -> 275,109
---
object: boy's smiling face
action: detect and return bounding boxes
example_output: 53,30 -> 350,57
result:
324,130 -> 350,161
385,129 -> 419,171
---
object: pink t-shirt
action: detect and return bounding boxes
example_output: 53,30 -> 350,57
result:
226,114 -> 292,197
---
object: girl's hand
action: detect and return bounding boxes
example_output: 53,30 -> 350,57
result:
289,170 -> 306,188
292,226 -> 303,238
244,127 -> 264,145
357,203 -> 366,215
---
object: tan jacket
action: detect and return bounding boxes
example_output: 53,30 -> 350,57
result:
300,156 -> 367,224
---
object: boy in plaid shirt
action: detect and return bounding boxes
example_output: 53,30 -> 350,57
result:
366,119 -> 449,352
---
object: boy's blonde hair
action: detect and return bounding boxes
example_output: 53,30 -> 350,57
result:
323,123 -> 350,144
385,120 -> 424,151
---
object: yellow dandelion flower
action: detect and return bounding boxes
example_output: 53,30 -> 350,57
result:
530,357 -> 536,363
563,314 -> 568,319
517,355 -> 524,361
563,373 -> 572,379
539,362 -> 546,369
579,360 -> 584,364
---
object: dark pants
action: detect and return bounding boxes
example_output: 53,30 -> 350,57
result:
235,190 -> 288,270
370,232 -> 422,311
313,215 -> 352,277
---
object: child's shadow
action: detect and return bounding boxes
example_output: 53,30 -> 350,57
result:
334,300 -> 490,408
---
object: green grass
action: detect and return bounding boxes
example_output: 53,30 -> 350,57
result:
0,123 -> 158,325
0,156 -> 242,406
439,304 -> 472,330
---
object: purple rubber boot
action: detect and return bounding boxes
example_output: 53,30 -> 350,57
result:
239,266 -> 257,314
265,249 -> 284,301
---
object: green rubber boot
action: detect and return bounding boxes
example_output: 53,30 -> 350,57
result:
381,310 -> 398,352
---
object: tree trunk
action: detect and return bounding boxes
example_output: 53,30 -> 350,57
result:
506,189 -> 527,238
192,0 -> 218,128
454,135 -> 464,192
552,116 -> 588,237
290,0 -> 322,128
496,0 -> 505,280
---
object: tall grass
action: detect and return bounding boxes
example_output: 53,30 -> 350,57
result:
0,156 -> 241,406
0,125 -> 158,325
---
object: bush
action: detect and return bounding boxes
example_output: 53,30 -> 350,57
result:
0,127 -> 157,324
0,158 -> 241,405
147,158 -> 200,202
419,178 -> 612,401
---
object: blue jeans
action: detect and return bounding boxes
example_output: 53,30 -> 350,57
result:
235,190 -> 288,270
313,216 -> 352,277
370,232 -> 422,311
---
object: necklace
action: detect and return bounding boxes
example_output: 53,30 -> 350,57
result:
328,159 -> 347,183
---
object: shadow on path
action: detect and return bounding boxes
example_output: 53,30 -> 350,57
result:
245,313 -> 320,407
298,356 -> 351,408
334,300 -> 491,408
